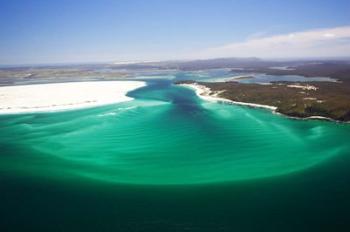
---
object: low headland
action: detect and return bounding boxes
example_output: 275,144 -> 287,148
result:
178,81 -> 350,122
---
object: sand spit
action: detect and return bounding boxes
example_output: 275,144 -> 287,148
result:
0,81 -> 145,114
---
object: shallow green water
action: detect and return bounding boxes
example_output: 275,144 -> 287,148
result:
1,79 -> 349,185
1,79 -> 350,231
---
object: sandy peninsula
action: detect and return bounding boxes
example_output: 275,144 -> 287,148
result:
0,81 -> 145,114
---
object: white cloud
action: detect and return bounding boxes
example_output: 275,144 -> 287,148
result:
323,33 -> 335,38
194,26 -> 350,59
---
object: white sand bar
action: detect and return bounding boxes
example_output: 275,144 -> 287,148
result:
0,81 -> 145,114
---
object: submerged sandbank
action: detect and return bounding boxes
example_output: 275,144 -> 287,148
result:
0,81 -> 145,114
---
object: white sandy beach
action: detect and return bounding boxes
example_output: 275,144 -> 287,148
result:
0,81 -> 145,114
180,83 -> 278,111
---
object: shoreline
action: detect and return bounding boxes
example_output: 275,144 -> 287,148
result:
179,83 -> 344,123
0,81 -> 146,114
179,83 -> 278,111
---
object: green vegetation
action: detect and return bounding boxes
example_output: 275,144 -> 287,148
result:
179,81 -> 350,121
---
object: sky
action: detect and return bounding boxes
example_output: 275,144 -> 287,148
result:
0,0 -> 350,65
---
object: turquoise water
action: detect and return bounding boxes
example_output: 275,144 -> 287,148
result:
1,79 -> 349,185
1,78 -> 350,231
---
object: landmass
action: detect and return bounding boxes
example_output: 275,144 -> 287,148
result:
178,81 -> 350,122
2,57 -> 350,120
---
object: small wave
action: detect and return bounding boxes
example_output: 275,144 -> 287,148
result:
97,106 -> 138,117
